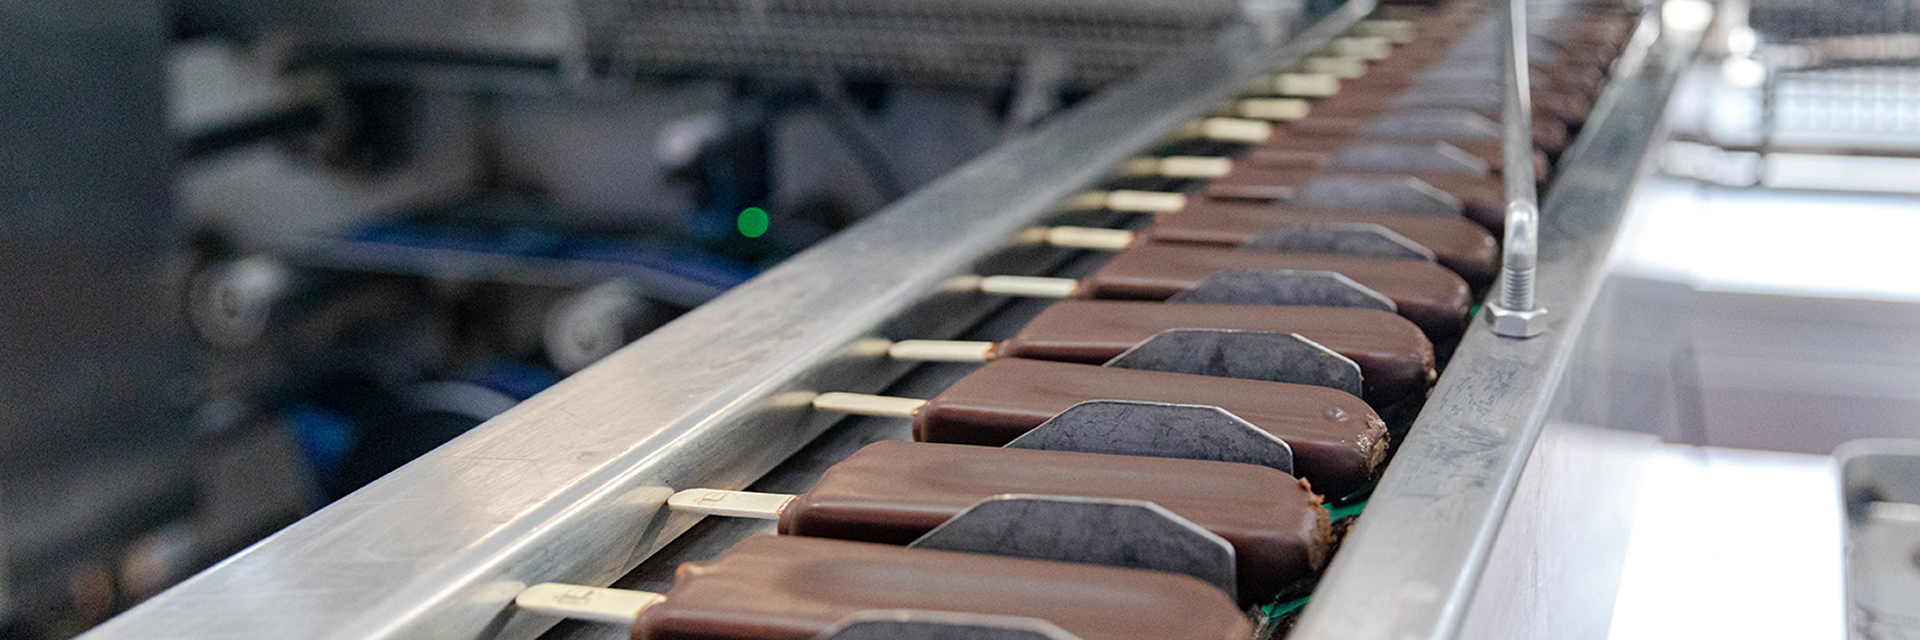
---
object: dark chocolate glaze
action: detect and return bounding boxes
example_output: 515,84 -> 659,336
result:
1369,43 -> 1611,102
1197,165 -> 1506,231
1387,36 -> 1618,76
1140,201 -> 1498,285
1079,244 -> 1473,339
1339,56 -> 1597,100
1406,8 -> 1479,31
914,359 -> 1387,498
1241,133 -> 1550,180
634,536 -> 1253,640
1284,112 -> 1569,155
1349,42 -> 1607,109
1310,82 -> 1592,128
1309,86 -> 1579,133
778,441 -> 1333,603
997,300 -> 1435,404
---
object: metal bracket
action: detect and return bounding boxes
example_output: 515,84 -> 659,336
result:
1170,269 -> 1398,312
1291,175 -> 1465,217
1241,222 -> 1437,261
1105,330 -> 1363,397
1836,438 -> 1920,639
1006,400 -> 1295,474
1328,142 -> 1490,174
907,494 -> 1239,600
813,610 -> 1082,640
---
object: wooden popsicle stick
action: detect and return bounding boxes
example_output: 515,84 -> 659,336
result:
668,488 -> 794,519
972,276 -> 1080,298
1121,157 -> 1233,179
517,583 -> 664,625
1071,190 -> 1189,213
1026,227 -> 1135,251
1176,117 -> 1273,143
813,392 -> 928,418
1300,56 -> 1367,78
1325,36 -> 1393,60
1254,72 -> 1341,98
887,339 -> 998,362
1222,98 -> 1312,122
1351,19 -> 1417,44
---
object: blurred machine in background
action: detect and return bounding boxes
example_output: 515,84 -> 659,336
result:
1,2 -> 193,636
1539,1 -> 1920,637
3,0 -> 1315,636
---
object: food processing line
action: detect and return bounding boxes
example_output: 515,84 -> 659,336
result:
80,0 -> 1704,637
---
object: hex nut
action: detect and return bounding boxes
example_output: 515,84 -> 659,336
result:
1489,306 -> 1549,338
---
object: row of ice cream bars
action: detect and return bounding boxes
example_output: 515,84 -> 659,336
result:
513,1 -> 1637,639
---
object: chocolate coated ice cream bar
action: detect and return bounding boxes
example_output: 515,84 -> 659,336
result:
518,536 -> 1254,640
1020,299 -> 1430,401
1028,198 -> 1495,285
1283,110 -> 1569,154
1240,132 -> 1547,179
672,440 -> 1332,602
1193,164 -> 1506,231
1080,245 -> 1473,338
1133,201 -> 1498,285
972,299 -> 1434,404
907,358 -> 1386,497
1170,107 -> 1565,156
1111,155 -> 1516,235
1312,81 -> 1593,127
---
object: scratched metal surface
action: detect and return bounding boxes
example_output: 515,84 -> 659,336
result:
1290,11 -> 1700,640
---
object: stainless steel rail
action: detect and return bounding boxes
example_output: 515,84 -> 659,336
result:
81,6 -> 1378,640
1291,10 -> 1696,640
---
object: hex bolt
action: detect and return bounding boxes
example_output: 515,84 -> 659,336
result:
1488,0 -> 1548,339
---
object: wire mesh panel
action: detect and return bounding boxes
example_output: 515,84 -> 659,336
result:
1748,0 -> 1920,41
1743,0 -> 1920,150
581,0 -> 1252,86
1770,67 -> 1920,138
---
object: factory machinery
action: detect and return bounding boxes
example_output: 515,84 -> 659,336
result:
81,0 -> 1700,637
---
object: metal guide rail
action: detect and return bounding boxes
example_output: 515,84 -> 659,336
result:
84,1 -> 1694,639
1291,5 -> 1698,640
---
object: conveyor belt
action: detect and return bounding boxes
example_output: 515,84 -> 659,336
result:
82,0 -> 1695,638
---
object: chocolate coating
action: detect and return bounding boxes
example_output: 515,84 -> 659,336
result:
915,359 -> 1387,498
634,536 -> 1253,640
1197,165 -> 1506,231
1240,132 -> 1550,180
1140,200 -> 1498,285
998,300 -> 1435,404
1079,244 -> 1473,339
1285,112 -> 1569,155
779,441 -> 1332,602
1342,61 -> 1595,103
1312,85 -> 1583,131
1314,82 -> 1592,127
1369,45 -> 1611,101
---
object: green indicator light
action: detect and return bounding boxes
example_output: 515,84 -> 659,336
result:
737,207 -> 769,238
